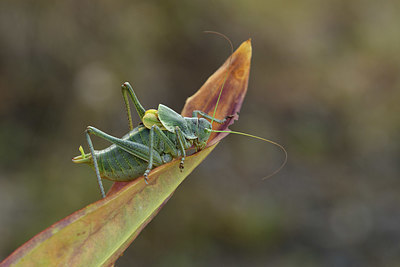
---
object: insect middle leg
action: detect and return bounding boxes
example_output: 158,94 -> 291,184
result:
144,125 -> 182,181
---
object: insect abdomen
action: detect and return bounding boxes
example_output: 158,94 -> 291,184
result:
96,145 -> 148,181
94,126 -> 176,182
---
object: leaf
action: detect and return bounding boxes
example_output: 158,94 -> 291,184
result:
1,146 -> 216,266
1,39 -> 252,266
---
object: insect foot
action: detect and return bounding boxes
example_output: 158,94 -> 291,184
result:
179,160 -> 184,171
144,171 -> 150,184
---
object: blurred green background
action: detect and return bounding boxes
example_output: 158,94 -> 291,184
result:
1,0 -> 399,266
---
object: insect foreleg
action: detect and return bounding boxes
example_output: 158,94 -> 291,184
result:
175,126 -> 190,170
85,129 -> 106,198
192,110 -> 232,124
121,82 -> 146,130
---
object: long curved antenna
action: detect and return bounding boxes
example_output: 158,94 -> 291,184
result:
203,33 -> 287,179
203,31 -> 234,126
208,129 -> 288,179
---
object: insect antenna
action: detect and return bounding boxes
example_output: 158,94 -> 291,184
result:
207,128 -> 287,179
203,31 -> 234,126
204,32 -> 287,179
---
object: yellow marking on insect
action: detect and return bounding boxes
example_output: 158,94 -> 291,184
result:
143,109 -> 167,130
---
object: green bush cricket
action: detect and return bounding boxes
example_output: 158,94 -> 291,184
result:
72,33 -> 287,198
72,81 -> 233,198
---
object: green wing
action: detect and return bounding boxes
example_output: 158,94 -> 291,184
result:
158,104 -> 196,139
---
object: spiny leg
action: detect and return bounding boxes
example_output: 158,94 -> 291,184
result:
144,125 -> 181,182
85,130 -> 106,198
86,126 -> 163,192
86,126 -> 163,165
153,125 -> 180,158
192,110 -> 233,124
144,126 -> 155,183
121,82 -> 146,130
175,126 -> 189,171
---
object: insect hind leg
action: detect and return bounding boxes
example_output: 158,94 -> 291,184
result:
85,129 -> 106,198
121,82 -> 146,131
85,126 -> 164,197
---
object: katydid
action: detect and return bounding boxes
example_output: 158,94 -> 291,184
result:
72,82 -> 232,198
72,35 -> 287,199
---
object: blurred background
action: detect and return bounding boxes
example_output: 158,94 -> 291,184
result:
1,0 -> 399,266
